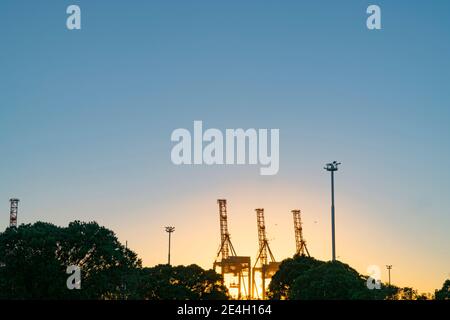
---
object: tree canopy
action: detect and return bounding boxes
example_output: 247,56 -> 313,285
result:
267,255 -> 323,299
0,221 -> 227,300
0,221 -> 141,299
289,261 -> 368,300
128,264 -> 229,300
267,255 -> 417,300
435,279 -> 450,300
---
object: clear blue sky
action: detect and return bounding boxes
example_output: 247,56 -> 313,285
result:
1,1 -> 449,292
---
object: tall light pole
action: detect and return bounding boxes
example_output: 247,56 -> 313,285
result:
165,226 -> 175,265
324,161 -> 341,262
386,265 -> 392,287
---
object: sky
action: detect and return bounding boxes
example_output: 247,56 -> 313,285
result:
0,0 -> 449,293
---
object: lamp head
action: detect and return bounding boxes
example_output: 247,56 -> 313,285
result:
165,226 -> 175,233
324,161 -> 341,171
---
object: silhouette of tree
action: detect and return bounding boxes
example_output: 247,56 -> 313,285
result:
267,255 -> 323,299
0,222 -> 66,299
289,261 -> 367,300
396,287 -> 419,300
0,221 -> 140,299
416,293 -> 430,300
268,257 -> 399,300
434,279 -> 450,300
0,221 -> 228,300
129,264 -> 229,300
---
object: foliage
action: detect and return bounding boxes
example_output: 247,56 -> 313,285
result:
0,221 -> 140,299
434,279 -> 450,300
268,257 -> 403,300
0,222 -> 67,299
289,261 -> 367,300
395,287 -> 419,300
128,264 -> 229,300
0,221 -> 228,300
267,255 -> 323,299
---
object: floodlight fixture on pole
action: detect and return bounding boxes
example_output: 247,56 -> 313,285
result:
165,226 -> 175,265
386,265 -> 393,287
324,161 -> 341,262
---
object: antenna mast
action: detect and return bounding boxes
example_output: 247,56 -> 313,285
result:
9,198 -> 19,228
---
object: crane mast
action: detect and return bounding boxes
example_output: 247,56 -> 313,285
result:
256,209 -> 268,266
213,199 -> 251,299
292,209 -> 310,257
218,199 -> 230,260
252,208 -> 278,299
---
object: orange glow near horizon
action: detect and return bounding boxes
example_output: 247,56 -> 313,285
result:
112,180 -> 449,295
